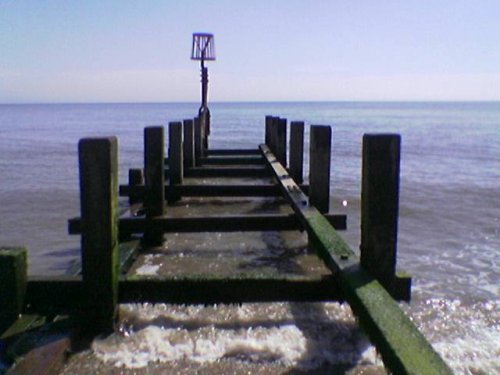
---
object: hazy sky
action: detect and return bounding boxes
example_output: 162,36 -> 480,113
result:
1,1 -> 499,103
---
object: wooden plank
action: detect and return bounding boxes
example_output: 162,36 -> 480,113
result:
120,183 -> 311,198
309,125 -> 331,213
184,166 -> 270,178
78,137 -> 119,333
361,134 -> 400,289
206,149 -> 260,156
143,126 -> 165,246
289,121 -> 304,184
198,156 -> 264,165
68,213 -> 346,234
260,144 -> 452,374
3,318 -> 74,375
183,119 -> 195,169
24,275 -> 342,308
70,214 -> 346,234
0,247 -> 27,334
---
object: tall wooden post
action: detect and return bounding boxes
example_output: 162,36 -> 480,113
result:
0,247 -> 27,334
309,125 -> 331,214
275,118 -> 287,167
79,137 -> 119,333
289,121 -> 304,184
265,115 -> 273,146
169,122 -> 183,185
183,119 -> 195,170
143,127 -> 165,246
194,117 -> 203,164
360,134 -> 400,289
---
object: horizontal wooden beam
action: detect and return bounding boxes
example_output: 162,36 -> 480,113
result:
68,213 -> 347,234
206,149 -> 260,156
120,184 -> 310,197
184,166 -> 270,178
198,156 -> 264,165
24,275 -> 342,313
259,144 -> 452,375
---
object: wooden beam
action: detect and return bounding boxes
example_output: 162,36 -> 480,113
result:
24,275 -> 342,309
265,115 -> 273,146
143,126 -> 165,246
128,168 -> 144,205
68,213 -> 346,234
198,156 -> 264,165
259,144 -> 452,374
0,247 -> 27,334
206,149 -> 260,156
184,166 -> 270,178
289,121 -> 304,184
120,184 -> 311,197
275,117 -> 287,167
194,116 -> 203,163
78,137 -> 119,333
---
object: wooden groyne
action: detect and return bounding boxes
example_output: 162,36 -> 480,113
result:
0,113 -> 452,374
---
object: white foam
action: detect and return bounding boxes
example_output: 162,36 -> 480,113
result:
92,302 -> 379,370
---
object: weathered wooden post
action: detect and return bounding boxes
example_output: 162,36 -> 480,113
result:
128,168 -> 144,205
168,122 -> 183,203
275,118 -> 287,167
265,115 -> 274,146
183,119 -> 195,170
289,121 -> 304,184
309,125 -> 331,213
169,122 -> 183,185
79,137 -> 119,333
143,127 -> 165,246
360,134 -> 400,290
0,247 -> 27,334
194,116 -> 203,164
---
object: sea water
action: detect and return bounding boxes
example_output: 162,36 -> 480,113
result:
0,102 -> 498,373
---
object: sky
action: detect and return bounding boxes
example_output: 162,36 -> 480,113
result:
1,0 -> 499,103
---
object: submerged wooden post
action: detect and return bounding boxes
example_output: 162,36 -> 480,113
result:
194,116 -> 203,164
143,127 -> 165,246
183,119 -> 195,169
169,122 -> 183,185
289,121 -> 304,184
0,247 -> 27,334
79,137 -> 119,333
275,118 -> 287,167
309,125 -> 331,213
360,134 -> 400,289
128,168 -> 144,205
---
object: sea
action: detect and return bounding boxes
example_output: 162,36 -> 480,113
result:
0,102 -> 498,374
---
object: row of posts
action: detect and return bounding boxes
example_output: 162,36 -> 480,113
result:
0,115 -> 405,334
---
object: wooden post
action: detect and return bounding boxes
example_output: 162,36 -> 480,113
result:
194,116 -> 203,164
275,118 -> 287,167
360,134 -> 400,289
79,137 -> 119,333
265,115 -> 273,146
128,168 -> 144,205
143,127 -> 165,246
289,121 -> 304,184
309,125 -> 331,213
183,119 -> 195,169
0,247 -> 27,334
169,122 -> 183,185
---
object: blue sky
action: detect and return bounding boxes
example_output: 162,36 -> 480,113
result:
1,0 -> 499,103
